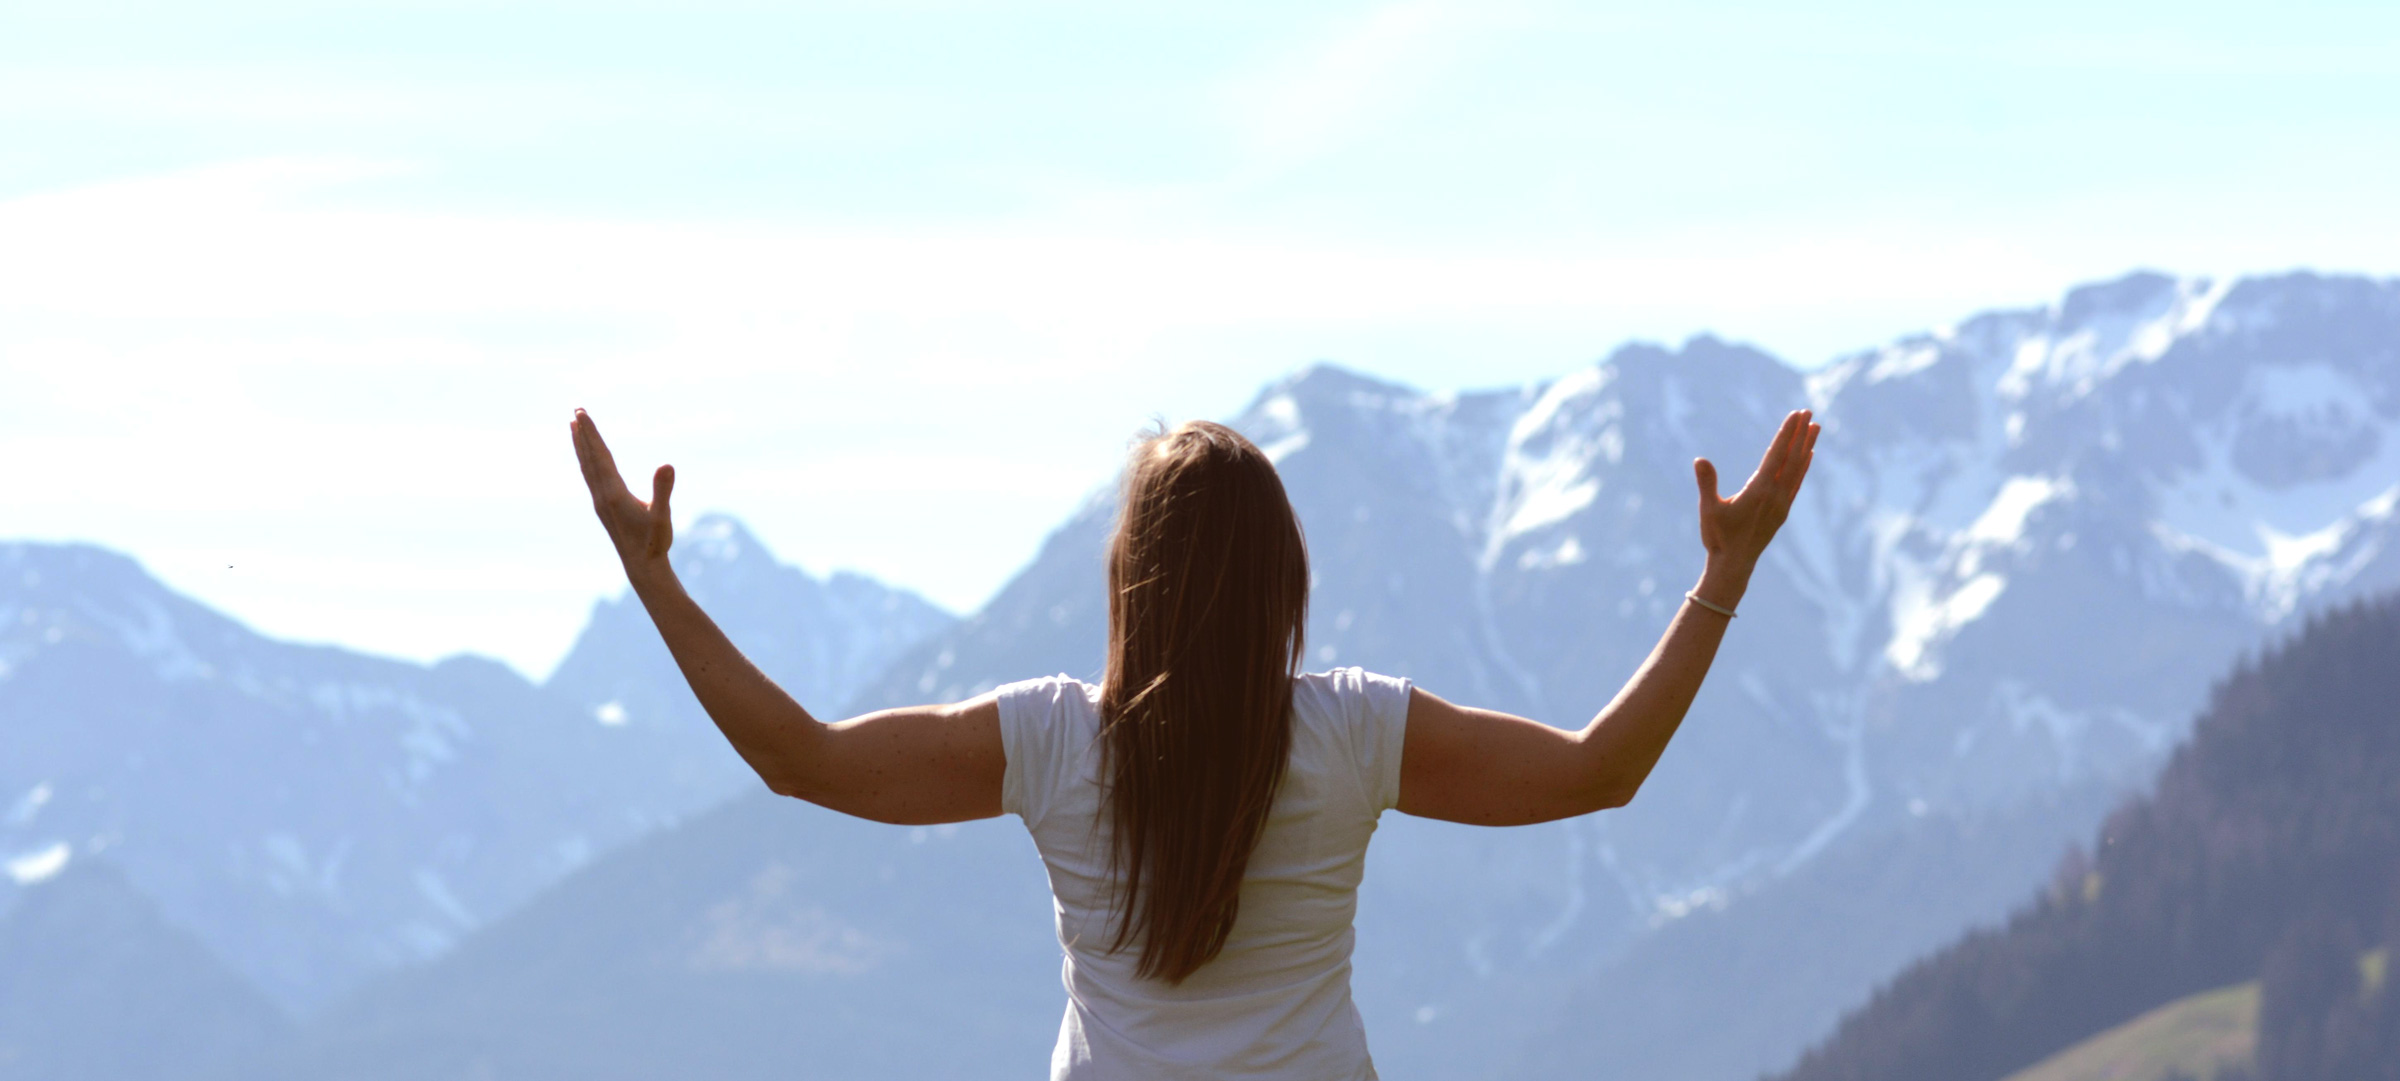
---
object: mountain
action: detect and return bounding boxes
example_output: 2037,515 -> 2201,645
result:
543,513 -> 956,792
228,269 -> 2400,1081
844,270 -> 2400,1078
0,523 -> 951,1015
0,859 -> 290,1080
866,270 -> 2400,908
1493,775 -> 2124,1081
1492,271 -> 2400,1081
1769,592 -> 2400,1081
217,798 -> 1060,1081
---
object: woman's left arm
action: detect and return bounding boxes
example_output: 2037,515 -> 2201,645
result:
1397,409 -> 1818,826
572,410 -> 1003,826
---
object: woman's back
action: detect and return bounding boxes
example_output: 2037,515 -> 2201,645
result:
572,405 -> 1815,1078
1000,667 -> 1414,1081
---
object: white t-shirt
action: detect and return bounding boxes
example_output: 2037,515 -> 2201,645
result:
997,666 -> 1415,1081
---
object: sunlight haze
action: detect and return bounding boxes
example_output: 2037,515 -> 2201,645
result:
5,0 -> 2396,677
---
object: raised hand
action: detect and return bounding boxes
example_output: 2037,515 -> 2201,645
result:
1693,409 -> 1818,567
571,409 -> 677,575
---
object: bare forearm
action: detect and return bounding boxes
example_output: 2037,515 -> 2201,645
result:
569,411 -> 1004,825
1574,554 -> 1753,805
624,563 -> 822,792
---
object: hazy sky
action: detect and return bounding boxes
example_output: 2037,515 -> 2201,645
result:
6,0 -> 2397,679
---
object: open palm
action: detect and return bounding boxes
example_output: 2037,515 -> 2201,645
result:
571,409 -> 677,571
1694,409 -> 1818,565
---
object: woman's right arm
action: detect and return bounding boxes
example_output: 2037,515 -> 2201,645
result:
572,410 -> 1004,827
1396,409 -> 1817,827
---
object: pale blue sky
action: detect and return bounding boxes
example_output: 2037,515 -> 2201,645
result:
5,0 -> 2396,677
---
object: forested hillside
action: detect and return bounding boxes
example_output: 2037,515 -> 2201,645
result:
1774,594 -> 2400,1081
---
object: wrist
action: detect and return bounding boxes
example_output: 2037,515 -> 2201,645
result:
1693,555 -> 1754,611
623,556 -> 682,599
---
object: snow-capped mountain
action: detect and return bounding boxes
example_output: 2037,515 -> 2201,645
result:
873,269 -> 2398,907
836,269 -> 2400,1077
0,520 -> 952,1014
543,513 -> 956,788
1801,271 -> 2400,816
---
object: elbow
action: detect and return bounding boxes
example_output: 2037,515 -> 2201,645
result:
757,772 -> 912,824
758,766 -> 805,801
1525,782 -> 1633,826
752,748 -> 819,802
1591,775 -> 1641,812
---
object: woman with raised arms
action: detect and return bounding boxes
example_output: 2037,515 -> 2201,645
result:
570,404 -> 1818,1080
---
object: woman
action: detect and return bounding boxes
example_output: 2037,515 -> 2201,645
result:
570,405 -> 1818,1079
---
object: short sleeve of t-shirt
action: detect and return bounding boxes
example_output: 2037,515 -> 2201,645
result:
996,674 -> 1092,829
1293,667 -> 1414,814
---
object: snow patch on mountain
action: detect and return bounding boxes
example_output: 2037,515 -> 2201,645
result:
1969,476 -> 2073,547
1995,275 -> 2231,398
5,840 -> 69,885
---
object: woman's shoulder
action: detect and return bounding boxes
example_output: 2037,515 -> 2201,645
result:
1291,667 -> 1413,811
1290,666 -> 1413,729
994,675 -> 1103,824
994,673 -> 1102,719
1293,665 -> 1411,698
995,671 -> 1098,696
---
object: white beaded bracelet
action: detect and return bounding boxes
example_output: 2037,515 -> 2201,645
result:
1684,590 -> 1737,619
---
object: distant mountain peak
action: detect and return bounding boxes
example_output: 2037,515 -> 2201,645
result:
682,512 -> 771,567
1274,359 -> 1420,396
1243,362 -> 1425,433
2054,268 -> 2185,326
1601,333 -> 1789,376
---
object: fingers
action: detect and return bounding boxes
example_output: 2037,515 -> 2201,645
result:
1694,457 -> 1720,504
1786,421 -> 1820,497
1771,421 -> 1821,510
571,409 -> 624,497
1760,409 -> 1818,495
1757,410 -> 1803,478
573,409 -> 646,508
570,412 -> 601,489
576,409 -> 620,474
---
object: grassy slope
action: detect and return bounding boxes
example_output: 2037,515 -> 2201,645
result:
2000,982 -> 2257,1081
2001,944 -> 2390,1081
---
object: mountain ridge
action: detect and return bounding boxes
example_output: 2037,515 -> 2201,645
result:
1769,590 -> 2400,1081
0,523 -> 954,1014
841,267 -> 2400,1079
12,266 -> 2398,1081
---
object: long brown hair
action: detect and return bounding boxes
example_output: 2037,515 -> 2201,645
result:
1099,420 -> 1310,984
